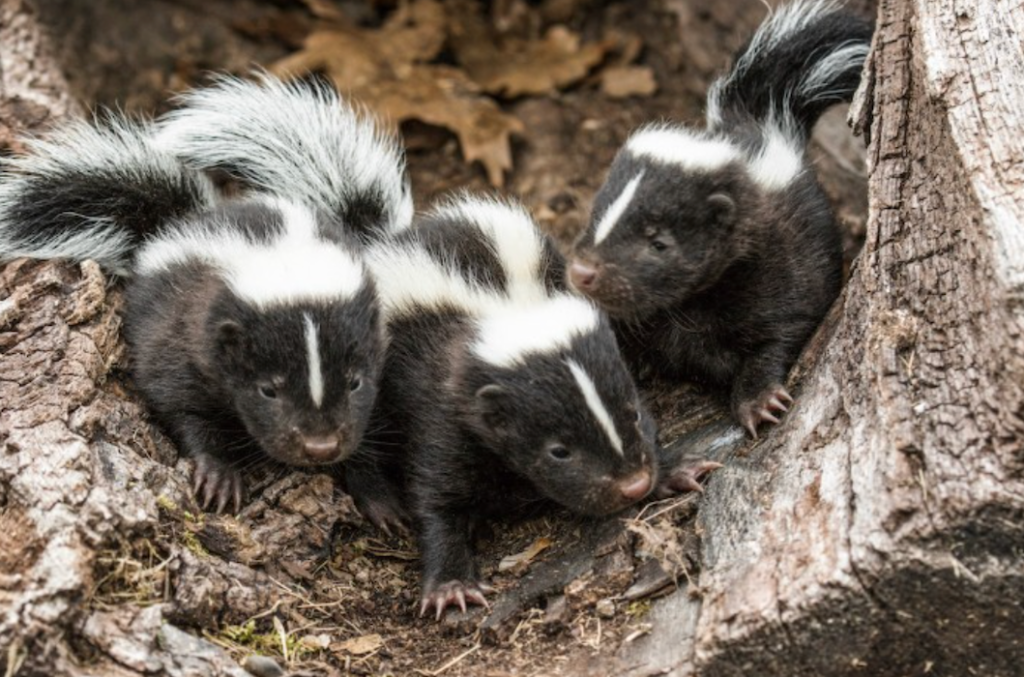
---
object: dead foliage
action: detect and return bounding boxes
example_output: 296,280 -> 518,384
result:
270,0 -> 653,186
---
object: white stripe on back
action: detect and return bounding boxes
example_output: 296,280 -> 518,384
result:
303,313 -> 324,408
566,359 -> 624,457
430,196 -> 546,301
746,117 -> 805,191
136,196 -> 366,308
626,127 -> 741,170
593,171 -> 644,245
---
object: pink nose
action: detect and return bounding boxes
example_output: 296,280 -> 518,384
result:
303,436 -> 340,462
619,471 -> 652,501
569,260 -> 599,290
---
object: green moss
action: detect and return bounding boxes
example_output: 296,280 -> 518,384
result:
179,528 -> 208,557
625,600 -> 651,619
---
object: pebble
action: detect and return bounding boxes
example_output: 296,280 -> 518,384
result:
242,655 -> 284,677
596,598 -> 616,618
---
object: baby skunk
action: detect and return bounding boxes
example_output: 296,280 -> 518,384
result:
362,198 -> 655,617
351,196 -> 715,619
567,0 -> 873,437
0,76 -> 409,512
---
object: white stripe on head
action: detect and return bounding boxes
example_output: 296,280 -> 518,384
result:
746,116 -> 805,191
626,126 -> 742,170
593,171 -> 645,245
136,197 -> 366,308
471,294 -> 600,368
303,313 -> 324,407
565,358 -> 623,457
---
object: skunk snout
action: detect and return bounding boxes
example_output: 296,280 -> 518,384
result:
617,469 -> 652,501
568,259 -> 600,291
301,434 -> 341,463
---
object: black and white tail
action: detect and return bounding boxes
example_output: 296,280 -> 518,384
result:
0,115 -> 215,276
706,0 -> 873,140
155,74 -> 414,241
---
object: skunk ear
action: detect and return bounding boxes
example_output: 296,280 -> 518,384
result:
707,193 -> 736,226
215,320 -> 245,364
475,384 -> 509,433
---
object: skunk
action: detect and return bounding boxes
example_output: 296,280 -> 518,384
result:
349,195 -> 717,619
567,0 -> 873,437
0,75 -> 410,512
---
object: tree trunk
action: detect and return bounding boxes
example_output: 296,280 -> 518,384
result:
621,0 -> 1024,674
2,0 -> 1021,676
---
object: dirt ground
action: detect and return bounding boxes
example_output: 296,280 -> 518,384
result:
16,1 -> 868,675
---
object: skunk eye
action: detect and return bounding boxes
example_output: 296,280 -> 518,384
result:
258,384 -> 278,400
547,444 -> 572,461
349,376 -> 363,392
649,239 -> 668,253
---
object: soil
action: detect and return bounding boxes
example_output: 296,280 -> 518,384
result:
12,1 -> 868,675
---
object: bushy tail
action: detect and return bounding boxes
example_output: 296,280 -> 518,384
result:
0,115 -> 215,275
155,74 -> 414,241
706,0 -> 874,140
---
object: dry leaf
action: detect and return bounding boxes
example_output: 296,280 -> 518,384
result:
334,633 -> 384,655
498,536 -> 553,572
271,0 -> 445,88
450,0 -> 613,98
625,517 -> 691,580
300,0 -> 349,23
601,65 -> 658,99
368,65 -> 524,186
271,0 -> 523,186
467,26 -> 611,98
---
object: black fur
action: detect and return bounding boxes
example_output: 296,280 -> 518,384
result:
0,117 -> 214,273
126,214 -> 383,493
708,4 -> 874,139
7,165 -> 206,253
347,205 -> 659,615
0,113 -> 388,512
570,1 -> 871,434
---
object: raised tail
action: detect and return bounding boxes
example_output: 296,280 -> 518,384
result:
705,0 -> 873,140
0,115 -> 215,275
155,74 -> 413,241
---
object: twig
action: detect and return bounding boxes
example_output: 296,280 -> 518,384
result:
415,642 -> 482,676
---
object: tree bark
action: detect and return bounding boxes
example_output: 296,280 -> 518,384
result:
621,0 -> 1024,674
0,5 -> 365,676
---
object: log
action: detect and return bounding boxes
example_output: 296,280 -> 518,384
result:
621,0 -> 1024,674
0,5 -> 363,676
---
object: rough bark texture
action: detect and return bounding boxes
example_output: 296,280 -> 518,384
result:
622,0 -> 1024,674
0,8 -> 364,676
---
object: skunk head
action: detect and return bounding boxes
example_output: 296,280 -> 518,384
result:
461,296 -> 658,516
139,198 -> 384,467
207,282 -> 383,468
568,125 -> 759,320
